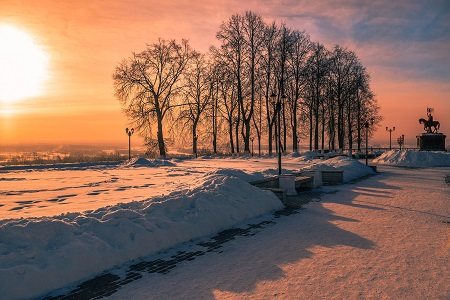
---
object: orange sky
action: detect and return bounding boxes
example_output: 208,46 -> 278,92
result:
1,0 -> 449,149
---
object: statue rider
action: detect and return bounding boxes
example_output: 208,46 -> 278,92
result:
426,110 -> 434,133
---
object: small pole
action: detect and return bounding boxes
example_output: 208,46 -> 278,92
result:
364,118 -> 374,166
365,124 -> 368,166
126,128 -> 134,160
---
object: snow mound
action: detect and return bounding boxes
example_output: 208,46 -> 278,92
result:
303,156 -> 375,182
206,168 -> 266,182
291,151 -> 322,162
373,150 -> 450,167
0,174 -> 282,299
121,157 -> 176,167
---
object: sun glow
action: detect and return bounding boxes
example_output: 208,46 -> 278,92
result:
0,25 -> 49,103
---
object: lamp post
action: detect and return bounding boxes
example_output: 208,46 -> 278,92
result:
250,136 -> 254,157
271,92 -> 283,175
397,134 -> 405,150
125,128 -> 134,160
363,118 -> 374,166
386,126 -> 395,150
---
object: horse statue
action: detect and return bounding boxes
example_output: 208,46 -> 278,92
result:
419,118 -> 440,133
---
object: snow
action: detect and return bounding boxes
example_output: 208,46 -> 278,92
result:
302,156 -> 376,182
110,164 -> 450,300
0,173 -> 282,299
374,149 -> 450,167
121,157 -> 176,167
0,152 -> 448,299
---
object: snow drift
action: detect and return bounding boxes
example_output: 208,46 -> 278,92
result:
121,157 -> 176,167
0,174 -> 283,299
373,150 -> 450,167
302,156 -> 376,182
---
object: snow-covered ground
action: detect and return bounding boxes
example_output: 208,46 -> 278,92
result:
0,155 -> 367,299
0,151 -> 448,299
374,149 -> 450,167
110,162 -> 450,300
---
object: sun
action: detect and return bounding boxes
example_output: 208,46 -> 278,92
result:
0,25 -> 49,103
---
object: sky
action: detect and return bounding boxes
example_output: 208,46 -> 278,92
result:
0,0 -> 449,148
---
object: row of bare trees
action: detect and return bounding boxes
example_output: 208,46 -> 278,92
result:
113,11 -> 381,157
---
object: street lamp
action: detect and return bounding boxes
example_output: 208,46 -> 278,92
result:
125,128 -> 134,160
386,126 -> 395,150
250,136 -> 254,157
397,134 -> 405,150
281,94 -> 287,153
363,118 -> 374,166
271,92 -> 283,175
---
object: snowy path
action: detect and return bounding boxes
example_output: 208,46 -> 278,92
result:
102,165 -> 450,299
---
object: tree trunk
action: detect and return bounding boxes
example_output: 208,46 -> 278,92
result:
212,89 -> 217,154
228,122 -> 235,154
309,108 -> 313,151
282,105 -> 287,153
321,102 -> 325,151
235,108 -> 240,154
268,123 -> 273,155
292,105 -> 298,152
193,124 -> 198,157
157,116 -> 166,157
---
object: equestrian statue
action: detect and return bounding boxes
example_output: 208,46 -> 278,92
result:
419,109 -> 440,133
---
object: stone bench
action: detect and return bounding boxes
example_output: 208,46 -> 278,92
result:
249,176 -> 279,189
250,174 -> 314,189
250,174 -> 315,201
321,170 -> 344,185
260,187 -> 287,201
293,174 -> 315,188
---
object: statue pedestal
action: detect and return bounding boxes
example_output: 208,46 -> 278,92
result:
416,133 -> 446,151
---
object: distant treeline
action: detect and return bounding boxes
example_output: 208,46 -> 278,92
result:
113,11 -> 381,158
0,148 -> 129,166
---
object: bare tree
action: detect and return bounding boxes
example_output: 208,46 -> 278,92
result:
274,24 -> 294,153
241,11 -> 266,154
261,21 -> 279,155
213,59 -> 239,153
113,12 -> 381,156
178,52 -> 210,157
306,42 -> 329,151
113,38 -> 194,157
286,29 -> 311,152
329,45 -> 356,151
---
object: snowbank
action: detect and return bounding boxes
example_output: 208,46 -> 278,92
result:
0,174 -> 283,299
291,151 -> 321,162
373,150 -> 450,167
206,168 -> 275,182
121,157 -> 176,167
302,156 -> 375,182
